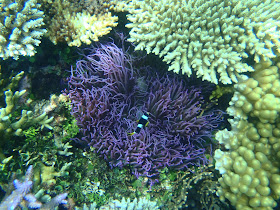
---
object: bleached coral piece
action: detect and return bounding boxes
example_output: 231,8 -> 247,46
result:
123,0 -> 280,84
0,165 -> 68,209
0,0 -> 46,60
101,197 -> 159,210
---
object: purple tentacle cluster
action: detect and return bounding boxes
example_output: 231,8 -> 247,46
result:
68,43 -> 222,181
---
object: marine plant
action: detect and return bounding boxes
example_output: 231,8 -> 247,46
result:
67,43 -> 222,184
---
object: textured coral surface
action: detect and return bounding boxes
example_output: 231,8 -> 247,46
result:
0,0 -> 46,59
214,59 -> 280,209
123,0 -> 280,84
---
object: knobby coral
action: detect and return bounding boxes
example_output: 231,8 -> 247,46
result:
68,43 -> 222,182
214,59 -> 280,209
120,0 -> 280,84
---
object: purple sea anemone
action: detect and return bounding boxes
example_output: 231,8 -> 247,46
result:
68,43 -> 222,182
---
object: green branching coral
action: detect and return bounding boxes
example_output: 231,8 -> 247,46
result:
122,0 -> 280,84
0,71 -> 56,172
214,59 -> 280,209
0,89 -> 53,137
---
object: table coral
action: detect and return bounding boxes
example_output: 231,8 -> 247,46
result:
0,0 -> 47,60
120,0 -> 280,84
214,59 -> 280,209
68,43 -> 222,183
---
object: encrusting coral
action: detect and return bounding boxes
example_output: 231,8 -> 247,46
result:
40,0 -> 118,47
214,59 -> 280,209
0,0 -> 47,60
119,0 -> 280,84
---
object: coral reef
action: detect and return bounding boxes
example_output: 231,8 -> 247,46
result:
40,0 -> 118,47
68,43 -> 222,183
119,0 -> 280,84
0,165 -> 68,209
214,59 -> 280,209
0,0 -> 47,60
0,92 -> 80,206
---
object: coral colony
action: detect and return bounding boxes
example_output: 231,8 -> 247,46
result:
0,165 -> 68,209
68,43 -> 222,183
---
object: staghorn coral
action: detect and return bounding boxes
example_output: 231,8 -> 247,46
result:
214,59 -> 280,209
67,43 -> 222,183
0,71 -> 53,138
40,0 -> 118,47
0,89 -> 53,137
0,69 -> 24,99
0,0 -> 47,60
119,0 -> 280,84
0,165 -> 68,209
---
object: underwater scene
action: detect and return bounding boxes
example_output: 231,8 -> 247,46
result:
0,0 -> 280,209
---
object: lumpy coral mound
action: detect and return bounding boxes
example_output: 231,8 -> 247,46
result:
67,43 -> 222,182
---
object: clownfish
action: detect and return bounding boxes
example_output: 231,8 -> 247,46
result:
128,112 -> 149,136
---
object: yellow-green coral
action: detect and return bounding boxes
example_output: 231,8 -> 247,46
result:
0,0 -> 46,60
0,89 -> 53,136
121,0 -> 280,84
0,71 -> 53,137
40,0 -> 118,47
214,59 -> 280,209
